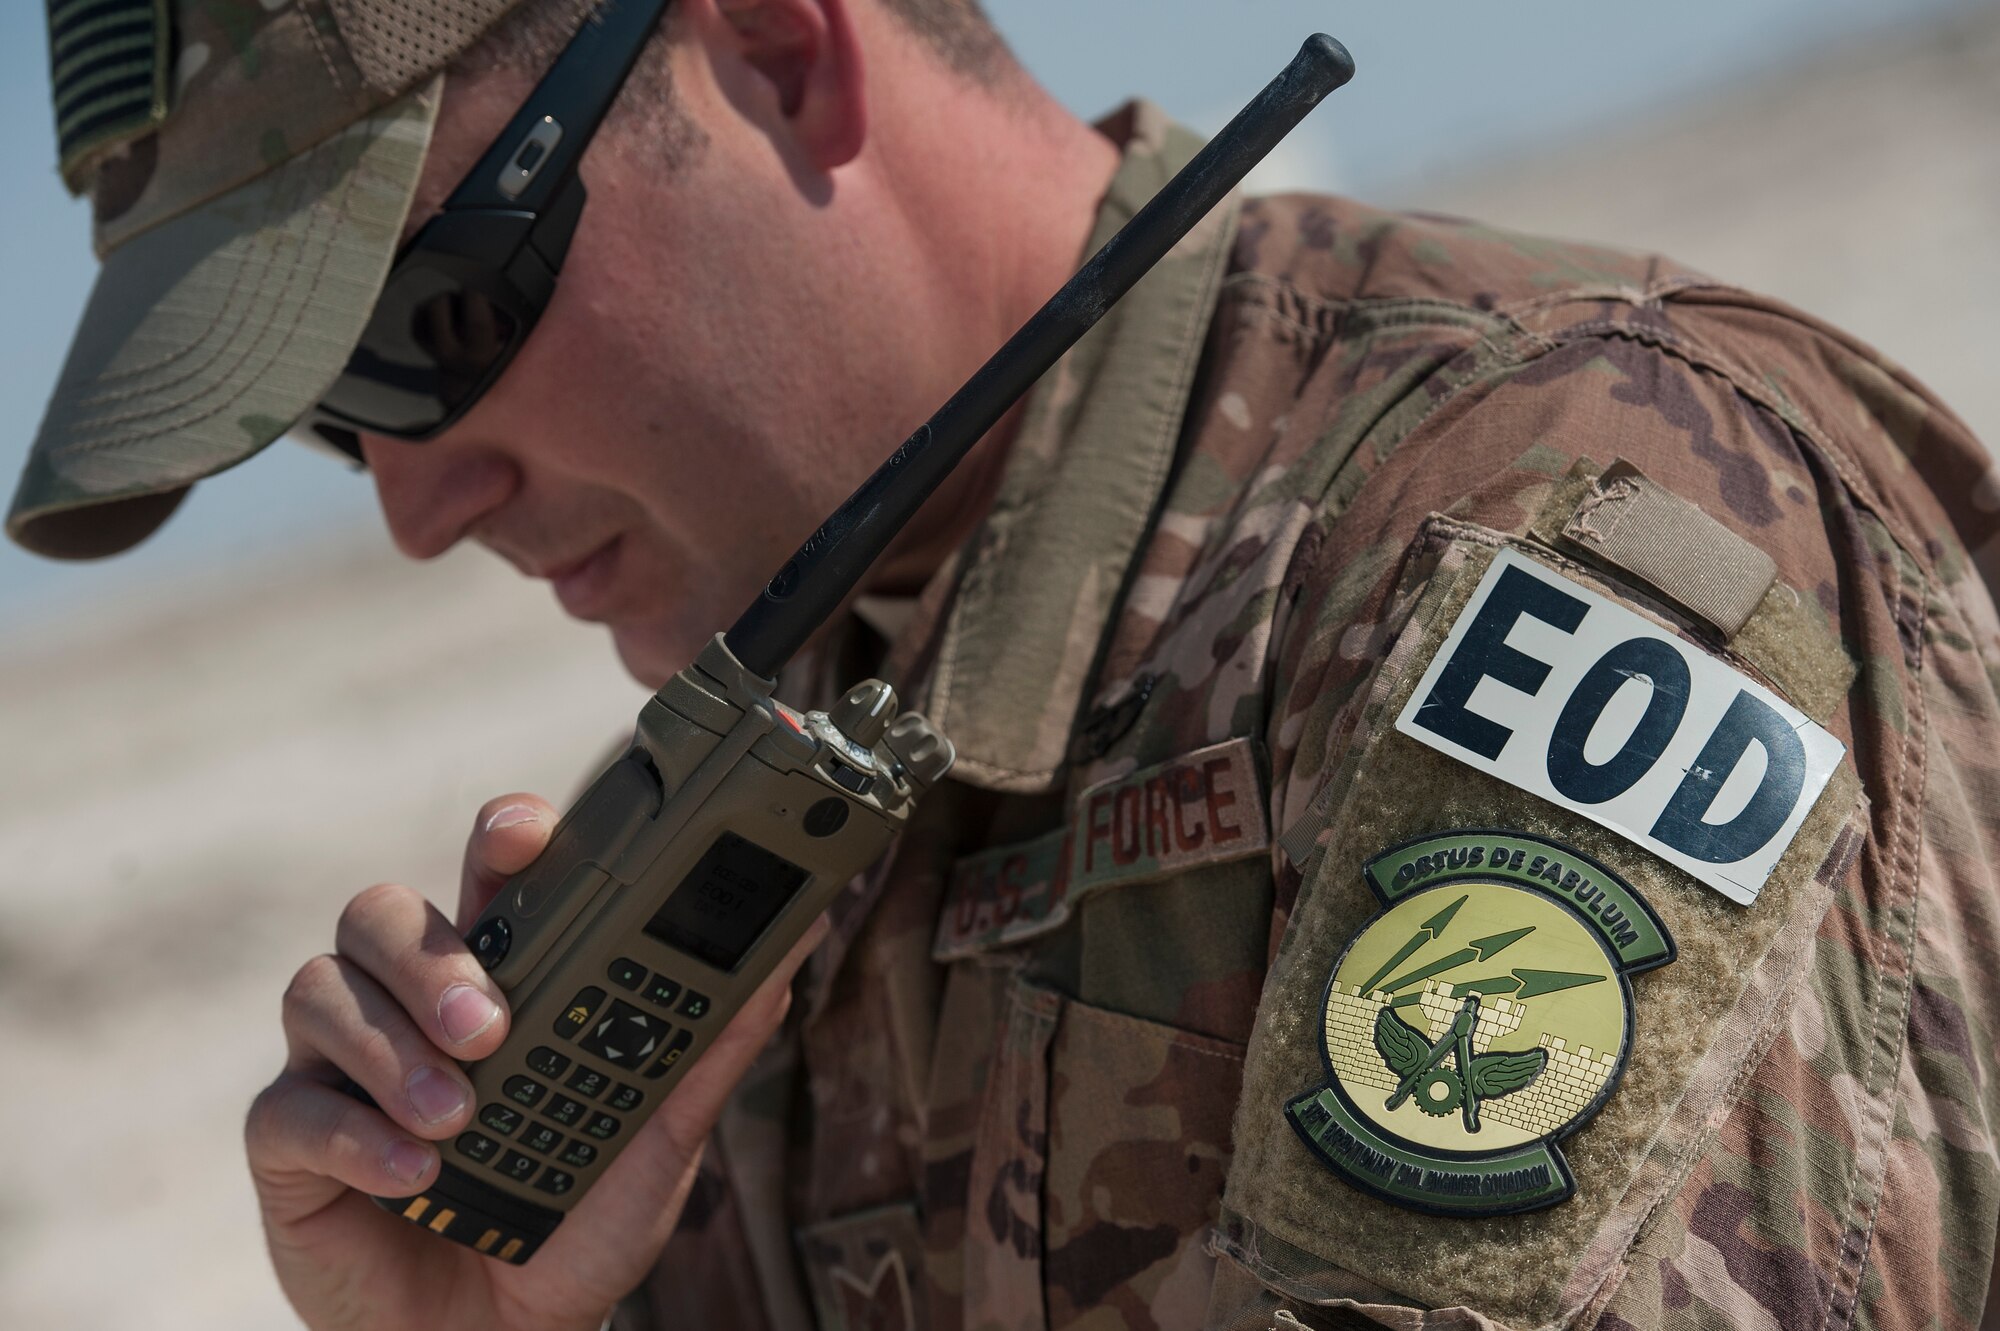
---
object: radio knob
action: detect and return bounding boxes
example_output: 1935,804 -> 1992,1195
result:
828,679 -> 897,748
883,712 -> 955,789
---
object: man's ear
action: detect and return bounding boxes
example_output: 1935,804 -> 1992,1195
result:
713,0 -> 867,171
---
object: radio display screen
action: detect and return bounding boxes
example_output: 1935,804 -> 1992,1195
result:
644,832 -> 810,972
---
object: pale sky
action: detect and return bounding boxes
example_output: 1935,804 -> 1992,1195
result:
0,0 -> 1979,630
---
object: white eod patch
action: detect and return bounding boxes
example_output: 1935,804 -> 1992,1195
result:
1395,548 -> 1846,906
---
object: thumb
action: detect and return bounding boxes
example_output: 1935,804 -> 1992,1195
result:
457,793 -> 559,930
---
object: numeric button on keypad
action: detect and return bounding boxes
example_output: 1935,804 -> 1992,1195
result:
503,1075 -> 546,1108
582,1112 -> 621,1140
608,957 -> 646,990
520,1122 -> 563,1155
606,1084 -> 643,1112
558,1141 -> 598,1168
554,987 -> 606,1040
526,1046 -> 570,1079
565,1065 -> 609,1099
456,1132 -> 500,1163
676,990 -> 711,1020
479,1103 -> 524,1136
497,1151 -> 538,1182
546,1095 -> 585,1126
534,1168 -> 575,1196
641,973 -> 682,1009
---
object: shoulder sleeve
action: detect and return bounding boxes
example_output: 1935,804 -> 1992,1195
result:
1206,312 -> 2000,1331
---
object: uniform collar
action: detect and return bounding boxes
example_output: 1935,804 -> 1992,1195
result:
914,101 -> 1240,794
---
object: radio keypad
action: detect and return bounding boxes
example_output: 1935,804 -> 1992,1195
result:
645,1028 -> 694,1080
576,1000 -> 672,1068
456,1132 -> 500,1163
497,1150 -> 538,1182
520,1122 -> 563,1155
479,1103 -> 524,1136
554,987 -> 606,1039
565,1065 -> 609,1098
526,1046 -> 570,1079
481,966 -> 708,1193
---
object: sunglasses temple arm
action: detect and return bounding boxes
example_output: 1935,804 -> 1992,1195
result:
723,34 -> 1355,681
442,0 -> 674,215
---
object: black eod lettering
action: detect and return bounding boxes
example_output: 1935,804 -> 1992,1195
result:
1411,560 -> 1808,864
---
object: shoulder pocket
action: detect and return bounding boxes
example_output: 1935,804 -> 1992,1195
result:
1219,523 -> 1867,1330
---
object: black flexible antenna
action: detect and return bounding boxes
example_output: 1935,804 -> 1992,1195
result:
725,35 -> 1356,679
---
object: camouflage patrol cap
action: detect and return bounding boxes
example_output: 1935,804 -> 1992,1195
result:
9,0 -> 535,560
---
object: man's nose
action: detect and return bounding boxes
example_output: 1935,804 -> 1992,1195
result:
360,434 -> 521,560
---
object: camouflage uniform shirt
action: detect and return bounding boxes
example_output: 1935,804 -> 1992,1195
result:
613,104 -> 2000,1331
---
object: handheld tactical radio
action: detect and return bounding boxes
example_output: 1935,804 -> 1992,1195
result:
367,35 -> 1355,1263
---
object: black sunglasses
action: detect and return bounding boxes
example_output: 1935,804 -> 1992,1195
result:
304,0 -> 673,465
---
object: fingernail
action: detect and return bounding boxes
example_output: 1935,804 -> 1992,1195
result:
384,1139 -> 434,1184
406,1065 -> 468,1125
483,804 -> 539,833
439,983 -> 501,1044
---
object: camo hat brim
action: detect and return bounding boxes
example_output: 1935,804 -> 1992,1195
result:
7,85 -> 439,559
10,0 -> 544,560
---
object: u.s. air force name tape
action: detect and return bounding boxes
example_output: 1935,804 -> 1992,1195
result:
931,737 -> 1268,960
1395,548 -> 1846,906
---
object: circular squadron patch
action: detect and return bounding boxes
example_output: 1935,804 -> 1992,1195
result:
1286,829 -> 1674,1216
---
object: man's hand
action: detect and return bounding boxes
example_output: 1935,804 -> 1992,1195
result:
246,794 -> 822,1331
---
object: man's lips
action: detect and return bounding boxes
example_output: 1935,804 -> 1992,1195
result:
545,536 -> 624,619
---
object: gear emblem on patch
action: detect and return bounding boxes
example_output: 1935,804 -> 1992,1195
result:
1286,829 -> 1675,1216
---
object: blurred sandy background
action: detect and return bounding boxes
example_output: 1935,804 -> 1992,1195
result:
1,2 -> 1994,1326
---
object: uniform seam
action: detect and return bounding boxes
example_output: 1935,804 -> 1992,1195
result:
1532,316 -> 1927,571
295,0 -> 349,93
1220,272 -> 1522,338
1494,273 -> 1720,322
1819,564 -> 1929,1331
1587,792 -> 1864,1328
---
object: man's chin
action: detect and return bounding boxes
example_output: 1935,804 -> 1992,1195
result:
610,622 -> 708,691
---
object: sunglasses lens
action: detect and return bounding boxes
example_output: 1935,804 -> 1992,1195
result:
320,266 -> 522,436
295,421 -> 367,466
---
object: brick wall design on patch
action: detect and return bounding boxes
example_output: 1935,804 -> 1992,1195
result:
1321,980 -> 1615,1138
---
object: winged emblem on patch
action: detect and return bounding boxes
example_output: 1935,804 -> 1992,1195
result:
1373,997 -> 1546,1132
